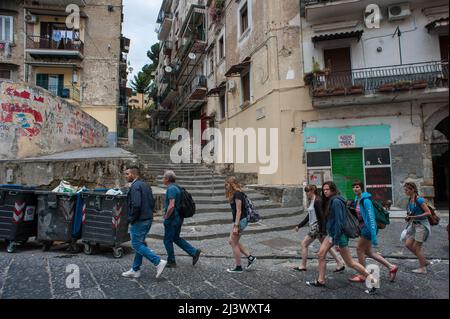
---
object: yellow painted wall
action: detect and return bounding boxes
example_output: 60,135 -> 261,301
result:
32,66 -> 80,89
83,107 -> 118,133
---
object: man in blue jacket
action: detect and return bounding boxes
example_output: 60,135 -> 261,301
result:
122,166 -> 167,279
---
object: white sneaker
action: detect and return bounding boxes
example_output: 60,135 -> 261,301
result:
156,260 -> 167,278
122,269 -> 141,279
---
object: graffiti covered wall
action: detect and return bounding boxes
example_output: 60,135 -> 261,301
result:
0,82 -> 108,160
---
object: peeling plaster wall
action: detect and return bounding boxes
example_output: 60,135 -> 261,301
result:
0,81 -> 108,160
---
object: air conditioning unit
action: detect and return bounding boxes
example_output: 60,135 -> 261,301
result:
25,14 -> 38,24
227,80 -> 236,92
388,3 -> 411,21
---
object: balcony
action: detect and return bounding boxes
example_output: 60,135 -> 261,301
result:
157,12 -> 174,41
301,0 -> 428,22
183,75 -> 208,101
310,61 -> 449,107
26,35 -> 84,59
44,84 -> 81,103
121,37 -> 130,53
163,41 -> 173,56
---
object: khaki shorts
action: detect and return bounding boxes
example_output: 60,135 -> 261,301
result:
407,223 -> 429,243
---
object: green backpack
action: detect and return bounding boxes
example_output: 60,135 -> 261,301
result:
361,199 -> 390,229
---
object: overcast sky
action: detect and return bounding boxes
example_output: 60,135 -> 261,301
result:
123,0 -> 163,85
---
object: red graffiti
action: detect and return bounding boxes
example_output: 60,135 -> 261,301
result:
34,96 -> 44,103
5,87 -> 31,100
0,103 -> 43,137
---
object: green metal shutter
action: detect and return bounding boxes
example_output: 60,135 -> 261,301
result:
332,149 -> 365,200
57,74 -> 64,97
36,74 -> 49,90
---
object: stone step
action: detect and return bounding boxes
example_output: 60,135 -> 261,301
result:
190,194 -> 270,204
158,183 -> 226,190
148,211 -> 304,240
147,167 -> 214,174
177,188 -> 262,197
157,177 -> 226,184
179,207 -> 303,226
195,201 -> 281,213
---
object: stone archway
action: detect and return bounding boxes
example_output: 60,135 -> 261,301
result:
431,117 -> 449,208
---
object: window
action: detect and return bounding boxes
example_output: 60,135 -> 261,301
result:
219,93 -> 226,120
209,53 -> 214,75
306,151 -> 332,187
241,69 -> 251,105
218,36 -> 225,61
0,16 -> 13,43
239,3 -> 249,36
0,69 -> 11,80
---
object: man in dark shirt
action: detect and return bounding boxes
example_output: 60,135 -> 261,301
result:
122,166 -> 167,279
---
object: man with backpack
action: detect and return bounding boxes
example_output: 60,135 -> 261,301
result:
348,181 -> 398,283
162,170 -> 201,268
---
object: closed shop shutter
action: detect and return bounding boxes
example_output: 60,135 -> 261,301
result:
332,149 -> 364,200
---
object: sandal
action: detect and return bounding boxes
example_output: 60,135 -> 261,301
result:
293,267 -> 307,272
389,266 -> 399,282
306,280 -> 326,287
349,274 -> 366,283
333,265 -> 346,273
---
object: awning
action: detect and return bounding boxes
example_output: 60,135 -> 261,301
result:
25,8 -> 88,18
312,30 -> 363,43
426,17 -> 449,33
225,57 -> 251,77
206,81 -> 226,96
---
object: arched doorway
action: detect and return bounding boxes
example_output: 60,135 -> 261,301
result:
432,117 -> 449,209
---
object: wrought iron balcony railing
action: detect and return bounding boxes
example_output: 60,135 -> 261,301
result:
310,61 -> 449,98
26,35 -> 84,55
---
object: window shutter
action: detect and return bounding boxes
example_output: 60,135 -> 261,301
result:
58,74 -> 64,97
36,74 -> 49,90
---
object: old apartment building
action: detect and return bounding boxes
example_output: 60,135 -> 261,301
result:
0,0 -> 130,146
154,0 -> 448,207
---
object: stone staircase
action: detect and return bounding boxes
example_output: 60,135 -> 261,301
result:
126,130 -> 304,241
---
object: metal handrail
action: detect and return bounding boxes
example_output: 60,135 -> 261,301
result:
311,61 -> 449,96
26,35 -> 84,54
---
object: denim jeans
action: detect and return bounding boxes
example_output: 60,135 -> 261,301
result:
130,219 -> 161,271
163,214 -> 198,264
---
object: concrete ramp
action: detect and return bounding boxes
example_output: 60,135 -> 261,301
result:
0,81 -> 108,160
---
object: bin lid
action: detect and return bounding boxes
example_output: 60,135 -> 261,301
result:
0,185 -> 37,191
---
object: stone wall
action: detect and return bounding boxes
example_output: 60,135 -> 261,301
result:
0,82 -> 108,160
391,143 -> 429,208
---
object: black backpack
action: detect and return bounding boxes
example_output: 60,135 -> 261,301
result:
176,186 -> 196,218
340,199 -> 361,239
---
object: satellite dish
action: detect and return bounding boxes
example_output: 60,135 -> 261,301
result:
188,52 -> 197,60
165,66 -> 173,73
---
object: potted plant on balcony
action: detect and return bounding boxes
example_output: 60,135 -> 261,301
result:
412,79 -> 428,90
329,87 -> 346,96
209,0 -> 225,24
377,82 -> 395,93
303,72 -> 315,86
394,80 -> 412,91
347,85 -> 364,95
313,85 -> 327,97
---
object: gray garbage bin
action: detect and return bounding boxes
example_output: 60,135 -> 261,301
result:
0,185 -> 38,253
36,191 -> 79,252
81,191 -> 130,258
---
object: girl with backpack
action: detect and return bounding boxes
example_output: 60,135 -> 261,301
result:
225,176 -> 256,273
349,181 -> 398,283
307,182 -> 377,289
293,185 -> 345,273
404,182 -> 432,274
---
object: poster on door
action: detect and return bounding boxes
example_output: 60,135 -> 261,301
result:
338,135 -> 356,148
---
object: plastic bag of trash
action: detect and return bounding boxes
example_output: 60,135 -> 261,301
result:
400,223 -> 411,243
106,189 -> 123,196
52,181 -> 78,194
